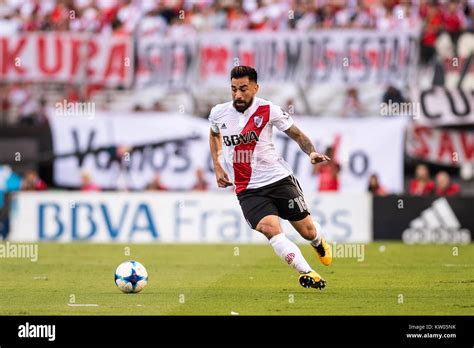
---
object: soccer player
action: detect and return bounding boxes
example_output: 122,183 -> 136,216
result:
208,66 -> 332,289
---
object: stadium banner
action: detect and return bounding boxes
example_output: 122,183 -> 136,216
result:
373,196 -> 473,244
136,32 -> 198,88
432,31 -> 474,90
136,29 -> 419,87
412,87 -> 474,126
47,111 -> 407,193
406,125 -> 474,166
0,32 -> 133,87
8,192 -> 372,243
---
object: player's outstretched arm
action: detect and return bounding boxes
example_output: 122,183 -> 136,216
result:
209,129 -> 233,188
284,124 -> 331,164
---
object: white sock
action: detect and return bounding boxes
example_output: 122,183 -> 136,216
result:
310,220 -> 323,247
269,233 -> 313,274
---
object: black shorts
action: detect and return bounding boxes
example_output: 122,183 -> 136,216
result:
237,175 -> 310,229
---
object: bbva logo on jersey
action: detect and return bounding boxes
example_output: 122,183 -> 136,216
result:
223,131 -> 259,146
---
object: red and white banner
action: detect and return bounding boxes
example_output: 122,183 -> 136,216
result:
136,32 -> 197,88
406,125 -> 474,166
0,32 -> 133,87
136,29 -> 419,88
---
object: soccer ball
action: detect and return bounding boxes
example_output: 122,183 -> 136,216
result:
114,260 -> 148,293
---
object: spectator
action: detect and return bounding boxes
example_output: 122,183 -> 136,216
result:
49,1 -> 73,31
382,85 -> 406,106
0,165 -> 22,194
381,85 -> 407,116
9,83 -> 41,125
292,1 -> 317,31
146,172 -> 167,191
392,1 -> 422,30
419,0 -> 443,65
348,3 -> 373,28
288,0 -> 308,30
133,104 -> 145,112
137,6 -> 168,37
192,168 -> 208,191
435,171 -> 460,196
443,0 -> 466,47
464,1 -> 474,30
0,85 -> 10,124
36,96 -> 49,124
115,0 -> 142,34
0,13 -> 19,35
80,170 -> 101,191
21,170 -> 48,191
374,1 -> 397,30
65,85 -> 81,103
226,3 -> 250,31
0,193 -> 11,240
341,87 -> 363,117
367,174 -> 387,196
152,101 -> 166,112
409,164 -> 435,196
313,146 -> 340,192
0,165 -> 22,240
317,3 -> 337,28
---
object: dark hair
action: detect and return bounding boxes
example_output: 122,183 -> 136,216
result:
325,146 -> 334,157
367,174 -> 379,193
230,66 -> 258,83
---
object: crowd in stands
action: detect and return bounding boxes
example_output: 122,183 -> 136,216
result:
366,164 -> 461,196
408,164 -> 460,196
311,156 -> 461,196
0,0 -> 472,34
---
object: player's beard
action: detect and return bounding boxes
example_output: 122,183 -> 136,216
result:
233,97 -> 253,113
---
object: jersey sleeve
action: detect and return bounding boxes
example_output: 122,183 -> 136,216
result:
208,106 -> 221,134
270,104 -> 294,132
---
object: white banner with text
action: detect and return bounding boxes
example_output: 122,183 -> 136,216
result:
47,111 -> 407,193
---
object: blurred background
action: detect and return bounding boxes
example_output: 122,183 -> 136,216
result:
0,0 -> 473,244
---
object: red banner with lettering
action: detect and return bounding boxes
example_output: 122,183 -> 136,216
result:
406,125 -> 474,166
0,32 -> 133,87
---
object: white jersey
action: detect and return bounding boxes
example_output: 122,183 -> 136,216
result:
208,97 -> 294,194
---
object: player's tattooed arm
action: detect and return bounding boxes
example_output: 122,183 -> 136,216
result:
284,124 -> 316,155
284,125 -> 330,164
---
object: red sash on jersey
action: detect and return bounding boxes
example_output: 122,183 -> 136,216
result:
233,105 -> 270,194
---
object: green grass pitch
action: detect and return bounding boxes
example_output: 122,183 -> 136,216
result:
0,242 -> 473,315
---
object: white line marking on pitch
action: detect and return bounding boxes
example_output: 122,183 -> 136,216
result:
67,304 -> 99,307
